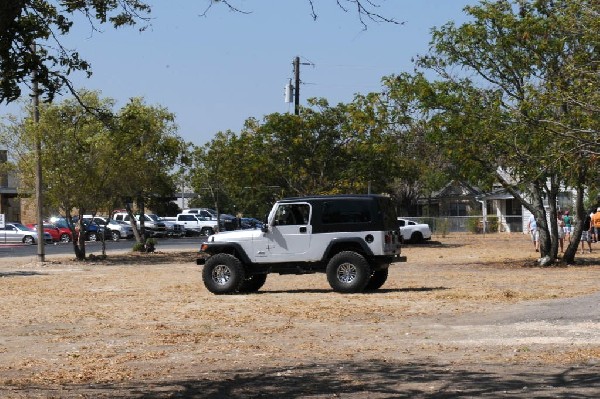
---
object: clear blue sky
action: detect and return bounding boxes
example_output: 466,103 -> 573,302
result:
4,0 -> 477,146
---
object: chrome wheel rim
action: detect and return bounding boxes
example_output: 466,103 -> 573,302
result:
211,265 -> 231,286
336,263 -> 357,284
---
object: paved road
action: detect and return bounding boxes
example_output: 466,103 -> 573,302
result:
416,291 -> 600,348
0,236 -> 205,258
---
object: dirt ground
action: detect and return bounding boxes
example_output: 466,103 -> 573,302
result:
1,233 -> 600,398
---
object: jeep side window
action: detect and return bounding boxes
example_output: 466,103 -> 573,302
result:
321,201 -> 371,224
274,204 -> 309,226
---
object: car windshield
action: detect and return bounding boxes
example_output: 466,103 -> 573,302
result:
53,219 -> 70,228
146,214 -> 159,222
11,223 -> 31,231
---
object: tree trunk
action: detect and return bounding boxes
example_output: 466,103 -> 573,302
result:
545,178 -> 560,261
125,201 -> 142,243
137,196 -> 146,242
564,184 -> 586,264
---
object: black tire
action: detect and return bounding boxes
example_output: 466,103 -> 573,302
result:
111,231 -> 120,241
326,251 -> 372,293
60,233 -> 71,243
23,235 -> 35,245
365,268 -> 389,291
238,274 -> 267,293
87,232 -> 97,242
200,227 -> 214,236
202,253 -> 246,295
410,232 -> 423,243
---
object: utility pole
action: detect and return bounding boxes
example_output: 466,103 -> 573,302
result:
31,43 -> 45,262
290,56 -> 313,116
294,56 -> 300,115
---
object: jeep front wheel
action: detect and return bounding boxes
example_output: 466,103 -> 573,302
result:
202,253 -> 246,295
326,251 -> 371,293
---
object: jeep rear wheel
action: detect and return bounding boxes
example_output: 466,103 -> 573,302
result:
238,274 -> 267,293
326,251 -> 371,293
202,253 -> 246,295
365,268 -> 389,291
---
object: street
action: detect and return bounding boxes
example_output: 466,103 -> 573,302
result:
0,236 -> 205,258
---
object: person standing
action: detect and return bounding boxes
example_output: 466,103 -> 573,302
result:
592,208 -> 600,243
581,212 -> 593,254
527,214 -> 539,252
562,210 -> 572,242
557,211 -> 565,253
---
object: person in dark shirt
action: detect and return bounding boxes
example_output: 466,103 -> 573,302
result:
580,213 -> 593,254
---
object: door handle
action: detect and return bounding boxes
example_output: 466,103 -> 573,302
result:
299,227 -> 307,233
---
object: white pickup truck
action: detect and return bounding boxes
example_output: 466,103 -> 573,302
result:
112,212 -> 168,238
172,214 -> 219,236
397,218 -> 432,243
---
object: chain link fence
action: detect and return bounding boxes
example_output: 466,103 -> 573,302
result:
401,215 -> 524,235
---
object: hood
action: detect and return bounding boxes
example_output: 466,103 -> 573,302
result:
207,229 -> 263,243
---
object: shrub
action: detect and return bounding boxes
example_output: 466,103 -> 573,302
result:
466,216 -> 481,234
132,242 -> 145,252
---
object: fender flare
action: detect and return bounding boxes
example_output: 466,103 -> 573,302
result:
203,242 -> 252,265
321,237 -> 374,262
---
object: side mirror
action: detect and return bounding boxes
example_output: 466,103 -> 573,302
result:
261,224 -> 269,233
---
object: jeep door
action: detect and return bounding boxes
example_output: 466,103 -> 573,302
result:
258,202 -> 313,262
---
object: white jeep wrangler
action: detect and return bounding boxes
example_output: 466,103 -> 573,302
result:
197,195 -> 406,294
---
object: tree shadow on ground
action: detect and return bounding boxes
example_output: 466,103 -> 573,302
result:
404,240 -> 463,249
14,360 -> 600,398
0,270 -> 47,277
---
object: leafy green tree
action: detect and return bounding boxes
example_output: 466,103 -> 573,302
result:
1,91 -> 117,259
1,1 -> 398,105
113,98 -> 187,242
0,1 -> 151,103
349,77 -> 454,215
414,0 -> 599,264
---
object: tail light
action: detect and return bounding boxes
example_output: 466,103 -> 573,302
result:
384,233 -> 392,244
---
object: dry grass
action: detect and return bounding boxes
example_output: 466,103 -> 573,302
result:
1,233 -> 599,393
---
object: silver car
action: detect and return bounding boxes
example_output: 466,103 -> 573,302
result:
0,222 -> 53,245
89,217 -> 134,241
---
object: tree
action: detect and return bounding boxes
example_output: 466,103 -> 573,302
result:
0,91 -> 118,259
0,92 -> 186,258
413,0 -> 599,264
0,1 -> 151,104
188,97 -> 433,218
113,98 -> 187,242
1,1 -> 398,105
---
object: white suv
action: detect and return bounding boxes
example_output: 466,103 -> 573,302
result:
198,195 -> 405,294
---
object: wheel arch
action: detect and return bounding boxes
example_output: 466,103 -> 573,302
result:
204,242 -> 253,265
321,237 -> 374,263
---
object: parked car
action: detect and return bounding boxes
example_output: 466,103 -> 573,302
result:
112,212 -> 168,238
84,216 -> 134,241
146,214 -> 185,238
70,217 -> 112,242
0,223 -> 53,244
397,218 -> 432,243
26,222 -> 72,243
174,213 -> 219,236
182,208 -> 237,231
240,217 -> 263,229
